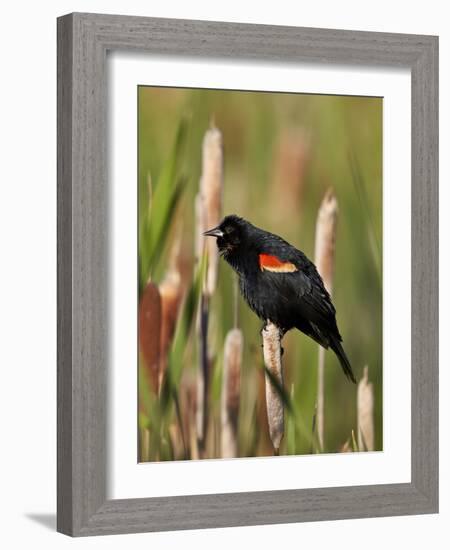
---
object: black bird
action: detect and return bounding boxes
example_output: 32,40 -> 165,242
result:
204,214 -> 355,383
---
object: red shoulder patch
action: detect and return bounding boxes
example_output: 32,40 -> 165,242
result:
259,253 -> 298,273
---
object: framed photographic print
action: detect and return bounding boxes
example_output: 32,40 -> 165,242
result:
57,13 -> 438,536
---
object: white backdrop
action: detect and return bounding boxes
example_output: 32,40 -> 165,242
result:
0,1 -> 446,549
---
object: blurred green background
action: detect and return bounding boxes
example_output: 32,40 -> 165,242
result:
138,85 -> 382,460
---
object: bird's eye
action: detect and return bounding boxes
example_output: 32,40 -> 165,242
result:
224,225 -> 235,235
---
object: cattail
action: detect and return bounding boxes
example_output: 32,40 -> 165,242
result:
158,237 -> 184,387
159,271 -> 182,359
221,329 -> 243,458
262,322 -> 284,454
315,188 -> 338,291
199,126 -> 223,296
314,189 -> 338,451
270,128 -> 310,219
196,126 -> 224,456
139,281 -> 161,393
194,193 -> 205,264
357,366 -> 374,451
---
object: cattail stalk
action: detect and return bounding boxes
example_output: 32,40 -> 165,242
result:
314,189 -> 338,451
262,322 -> 284,454
357,366 -> 374,451
256,363 -> 273,456
195,126 -> 224,456
196,296 -> 209,451
221,329 -> 243,458
139,281 -> 162,393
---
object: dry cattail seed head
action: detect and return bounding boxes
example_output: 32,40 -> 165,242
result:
314,188 -> 339,452
315,188 -> 338,293
199,127 -> 223,296
194,193 -> 206,264
221,328 -> 243,458
195,126 -> 224,458
262,322 -> 284,454
357,366 -> 375,451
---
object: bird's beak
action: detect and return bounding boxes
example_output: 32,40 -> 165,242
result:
203,226 -> 224,238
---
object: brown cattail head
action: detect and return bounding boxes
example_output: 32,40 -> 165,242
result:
139,281 -> 161,393
314,188 -> 338,294
221,328 -> 243,458
199,126 -> 223,296
262,322 -> 284,454
357,366 -> 375,451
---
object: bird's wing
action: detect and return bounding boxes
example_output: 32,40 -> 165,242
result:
258,253 -> 298,273
259,243 -> 337,329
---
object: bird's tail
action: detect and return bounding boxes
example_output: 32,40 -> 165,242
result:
330,337 -> 356,384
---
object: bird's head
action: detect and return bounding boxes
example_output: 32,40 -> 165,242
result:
203,215 -> 250,260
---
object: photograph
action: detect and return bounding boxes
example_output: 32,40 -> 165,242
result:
137,85 -> 383,462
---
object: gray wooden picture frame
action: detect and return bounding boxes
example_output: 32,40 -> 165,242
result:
57,12 -> 438,537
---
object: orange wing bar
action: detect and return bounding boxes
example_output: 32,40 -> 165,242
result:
259,253 -> 297,273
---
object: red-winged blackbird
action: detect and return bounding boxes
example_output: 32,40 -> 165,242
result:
204,214 -> 356,383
